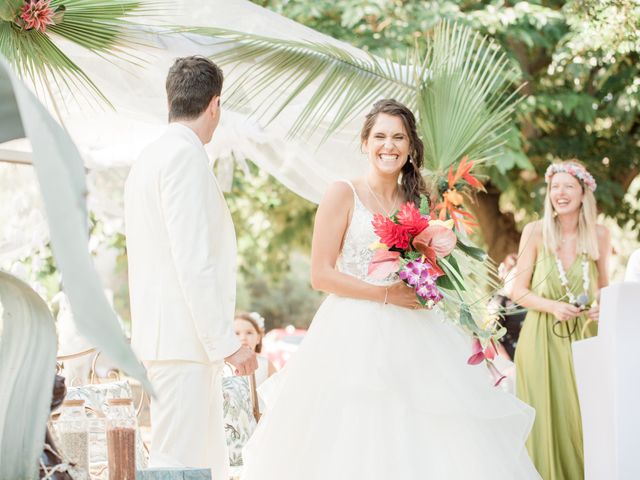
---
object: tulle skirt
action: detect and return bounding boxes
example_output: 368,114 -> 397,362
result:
242,295 -> 540,479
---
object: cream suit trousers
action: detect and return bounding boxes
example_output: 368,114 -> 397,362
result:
146,360 -> 228,479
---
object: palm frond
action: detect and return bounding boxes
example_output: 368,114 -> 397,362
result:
0,0 -> 165,106
0,20 -> 108,104
418,22 -> 525,171
48,0 -> 161,54
188,27 -> 422,141
195,22 -> 523,171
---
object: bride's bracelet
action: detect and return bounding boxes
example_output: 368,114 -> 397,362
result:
383,287 -> 389,305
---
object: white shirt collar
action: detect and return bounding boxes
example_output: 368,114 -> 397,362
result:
167,122 -> 203,149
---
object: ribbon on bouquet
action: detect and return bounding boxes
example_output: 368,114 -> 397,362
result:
250,372 -> 261,423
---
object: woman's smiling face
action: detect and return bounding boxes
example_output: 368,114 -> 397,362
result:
549,172 -> 584,216
363,113 -> 410,176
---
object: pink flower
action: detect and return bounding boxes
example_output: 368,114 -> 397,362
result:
467,338 -> 485,365
412,224 -> 457,275
467,338 -> 500,365
487,360 -> 507,387
367,250 -> 400,280
20,0 -> 54,33
414,225 -> 457,258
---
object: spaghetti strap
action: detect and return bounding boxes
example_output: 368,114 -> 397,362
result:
337,179 -> 358,208
338,179 -> 356,195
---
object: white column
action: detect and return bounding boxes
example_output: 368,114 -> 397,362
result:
573,282 -> 640,480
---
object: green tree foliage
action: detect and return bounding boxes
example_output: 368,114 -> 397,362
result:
226,163 -> 317,278
251,0 -> 640,251
224,162 -> 323,325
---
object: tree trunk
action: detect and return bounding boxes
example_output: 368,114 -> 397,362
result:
467,184 -> 521,264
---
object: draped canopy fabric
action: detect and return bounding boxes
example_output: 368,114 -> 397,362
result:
0,0 -> 384,260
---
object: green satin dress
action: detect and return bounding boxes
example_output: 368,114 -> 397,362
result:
515,249 -> 598,480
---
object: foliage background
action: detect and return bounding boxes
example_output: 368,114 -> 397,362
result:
222,0 -> 639,328
4,0 -> 638,331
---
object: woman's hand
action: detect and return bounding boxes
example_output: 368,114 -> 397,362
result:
587,303 -> 600,322
551,301 -> 582,322
385,281 -> 423,310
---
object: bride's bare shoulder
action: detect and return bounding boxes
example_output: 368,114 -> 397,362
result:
321,180 -> 355,204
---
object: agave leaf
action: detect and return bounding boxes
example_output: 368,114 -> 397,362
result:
0,271 -> 57,479
0,55 -> 152,394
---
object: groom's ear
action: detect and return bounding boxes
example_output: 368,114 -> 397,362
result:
208,95 -> 221,114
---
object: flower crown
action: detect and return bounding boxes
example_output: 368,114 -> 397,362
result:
249,311 -> 266,330
544,163 -> 597,192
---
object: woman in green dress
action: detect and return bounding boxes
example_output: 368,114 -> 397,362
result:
512,161 -> 610,480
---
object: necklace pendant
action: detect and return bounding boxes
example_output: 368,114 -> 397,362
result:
576,293 -> 589,309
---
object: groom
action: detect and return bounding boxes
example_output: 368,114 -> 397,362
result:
125,56 -> 257,478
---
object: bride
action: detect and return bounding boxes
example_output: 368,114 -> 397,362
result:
241,99 -> 541,479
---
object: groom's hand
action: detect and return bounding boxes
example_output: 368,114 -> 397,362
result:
225,345 -> 258,376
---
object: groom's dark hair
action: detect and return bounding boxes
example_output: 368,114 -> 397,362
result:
166,56 -> 224,122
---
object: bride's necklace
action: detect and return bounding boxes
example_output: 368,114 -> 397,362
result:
554,251 -> 590,309
366,179 -> 399,217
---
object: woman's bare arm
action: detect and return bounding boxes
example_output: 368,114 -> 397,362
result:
310,181 -> 417,309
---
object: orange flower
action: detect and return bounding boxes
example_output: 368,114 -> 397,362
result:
443,189 -> 464,207
434,156 -> 484,234
448,155 -> 485,192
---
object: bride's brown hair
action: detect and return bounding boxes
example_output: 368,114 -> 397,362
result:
360,99 -> 428,206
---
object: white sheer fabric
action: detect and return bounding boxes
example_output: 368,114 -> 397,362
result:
1,0 -> 386,258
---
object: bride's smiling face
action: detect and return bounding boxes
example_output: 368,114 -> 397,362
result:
363,113 -> 410,176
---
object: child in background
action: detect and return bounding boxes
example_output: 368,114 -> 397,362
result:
234,312 -> 276,385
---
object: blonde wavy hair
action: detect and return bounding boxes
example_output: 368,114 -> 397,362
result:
542,160 -> 599,260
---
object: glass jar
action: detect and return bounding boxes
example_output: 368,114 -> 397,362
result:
56,399 -> 90,478
106,397 -> 137,480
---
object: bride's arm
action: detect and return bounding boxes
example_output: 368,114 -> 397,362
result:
310,182 -> 418,309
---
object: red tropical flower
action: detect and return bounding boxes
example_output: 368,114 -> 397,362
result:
20,0 -> 54,33
372,214 -> 410,249
396,201 -> 429,236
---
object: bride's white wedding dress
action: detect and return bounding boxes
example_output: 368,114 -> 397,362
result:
242,182 -> 540,479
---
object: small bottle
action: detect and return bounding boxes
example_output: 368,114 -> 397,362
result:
56,399 -> 90,479
106,398 -> 136,480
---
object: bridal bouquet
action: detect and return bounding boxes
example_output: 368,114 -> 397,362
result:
368,157 -> 506,383
368,196 -> 457,309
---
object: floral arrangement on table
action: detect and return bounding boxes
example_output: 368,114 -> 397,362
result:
0,0 -> 159,103
368,156 -> 506,384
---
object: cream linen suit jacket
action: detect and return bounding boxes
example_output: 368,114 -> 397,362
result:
124,123 -> 241,363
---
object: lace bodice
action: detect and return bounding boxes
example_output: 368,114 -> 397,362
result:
336,181 -> 399,286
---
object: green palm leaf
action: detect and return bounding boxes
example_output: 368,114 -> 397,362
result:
188,27 -> 427,142
418,22 -> 524,171
195,21 -> 523,171
0,0 -> 163,105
